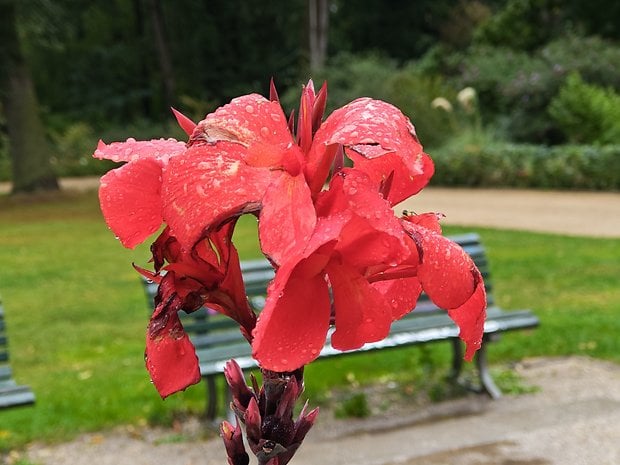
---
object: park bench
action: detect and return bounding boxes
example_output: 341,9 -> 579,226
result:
0,299 -> 36,409
143,232 -> 539,419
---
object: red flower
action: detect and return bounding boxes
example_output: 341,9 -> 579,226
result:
95,80 -> 486,397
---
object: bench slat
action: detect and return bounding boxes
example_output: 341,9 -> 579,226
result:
0,383 -> 37,409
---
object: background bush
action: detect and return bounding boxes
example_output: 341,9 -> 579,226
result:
431,143 -> 620,190
445,34 -> 620,144
548,73 -> 620,144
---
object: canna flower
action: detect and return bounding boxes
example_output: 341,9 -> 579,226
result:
95,79 -> 486,398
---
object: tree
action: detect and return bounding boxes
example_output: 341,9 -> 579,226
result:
0,0 -> 58,193
308,0 -> 330,72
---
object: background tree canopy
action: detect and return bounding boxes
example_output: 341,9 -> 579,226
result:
1,0 -> 620,190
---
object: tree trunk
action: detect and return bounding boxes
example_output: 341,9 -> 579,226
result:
0,0 -> 58,194
308,0 -> 329,72
146,0 -> 177,110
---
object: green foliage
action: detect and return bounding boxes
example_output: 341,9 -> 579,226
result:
431,143 -> 620,190
452,34 -> 620,143
474,0 -> 565,51
334,393 -> 370,419
491,367 -> 539,395
548,73 -> 620,144
49,122 -> 103,177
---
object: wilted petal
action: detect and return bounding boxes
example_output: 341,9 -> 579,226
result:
93,138 -> 185,163
99,158 -> 164,249
252,261 -> 331,372
328,262 -> 392,350
259,173 -> 317,265
162,143 -> 278,249
145,311 -> 201,398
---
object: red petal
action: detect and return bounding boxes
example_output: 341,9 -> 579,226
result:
312,81 -> 328,133
189,94 -> 293,150
171,108 -> 197,136
145,312 -> 201,398
317,170 -> 410,268
447,273 -> 486,361
297,81 -> 315,154
161,143 -> 278,249
372,276 -> 423,321
308,98 -> 434,204
328,262 -> 392,350
347,151 -> 434,205
93,138 -> 185,163
258,173 -> 317,265
99,158 -> 163,248
415,228 -> 476,309
252,262 -> 331,372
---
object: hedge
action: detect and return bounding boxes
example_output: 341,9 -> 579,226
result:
430,143 -> 620,190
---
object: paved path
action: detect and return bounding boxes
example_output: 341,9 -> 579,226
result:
397,187 -> 620,238
3,177 -> 620,238
25,357 -> 620,465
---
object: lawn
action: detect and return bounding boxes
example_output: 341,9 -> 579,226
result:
0,189 -> 618,451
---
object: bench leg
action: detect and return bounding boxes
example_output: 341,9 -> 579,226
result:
475,341 -> 502,400
451,337 -> 502,399
449,338 -> 464,381
205,375 -> 218,420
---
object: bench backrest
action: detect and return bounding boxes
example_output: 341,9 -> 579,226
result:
143,233 -> 490,350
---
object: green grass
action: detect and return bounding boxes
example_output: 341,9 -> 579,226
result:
0,190 -> 619,451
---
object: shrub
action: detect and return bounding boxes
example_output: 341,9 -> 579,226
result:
431,143 -> 620,190
450,34 -> 620,144
548,73 -> 620,144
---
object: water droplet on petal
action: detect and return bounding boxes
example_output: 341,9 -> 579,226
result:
245,105 -> 255,114
260,126 -> 270,137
